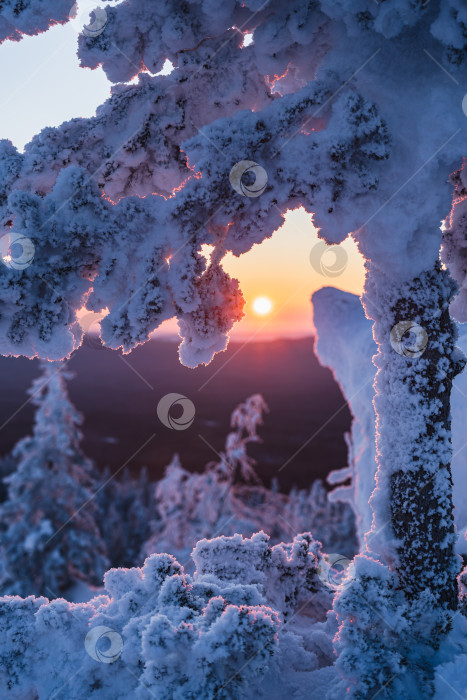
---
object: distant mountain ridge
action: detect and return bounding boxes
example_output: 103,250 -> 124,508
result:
0,337 -> 350,491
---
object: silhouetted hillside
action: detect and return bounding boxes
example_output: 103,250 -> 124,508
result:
0,337 -> 351,491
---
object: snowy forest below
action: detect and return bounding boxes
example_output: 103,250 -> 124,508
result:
1,0 -> 467,698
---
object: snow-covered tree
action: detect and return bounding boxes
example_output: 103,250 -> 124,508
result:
145,395 -> 356,571
2,0 -> 467,693
0,362 -> 108,596
0,2 -> 391,365
144,395 -> 275,561
313,286 -> 467,557
144,452 -> 226,561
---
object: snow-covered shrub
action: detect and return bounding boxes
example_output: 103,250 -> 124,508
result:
144,452 -> 230,561
144,453 -> 288,564
0,531 -> 334,700
145,458 -> 357,570
331,556 -> 452,700
193,531 -> 332,621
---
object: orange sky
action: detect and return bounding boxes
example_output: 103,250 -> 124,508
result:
78,208 -> 365,344
154,207 -> 366,341
222,208 -> 365,339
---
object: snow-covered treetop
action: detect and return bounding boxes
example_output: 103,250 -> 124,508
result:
230,394 -> 268,438
19,360 -> 84,455
0,1 -> 466,364
220,394 -> 268,481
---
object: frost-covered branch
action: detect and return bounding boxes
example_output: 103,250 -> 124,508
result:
0,0 -> 75,43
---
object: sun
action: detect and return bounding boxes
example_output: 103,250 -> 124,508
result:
252,296 -> 273,316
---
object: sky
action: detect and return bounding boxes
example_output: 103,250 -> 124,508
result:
0,9 -> 365,341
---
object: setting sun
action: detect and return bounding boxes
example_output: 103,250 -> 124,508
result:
252,296 -> 273,316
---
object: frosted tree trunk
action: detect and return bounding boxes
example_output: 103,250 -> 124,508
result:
365,261 -> 464,613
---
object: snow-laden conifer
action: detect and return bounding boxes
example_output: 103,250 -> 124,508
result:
0,362 -> 108,596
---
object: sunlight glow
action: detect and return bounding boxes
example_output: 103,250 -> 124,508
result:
252,296 -> 273,316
